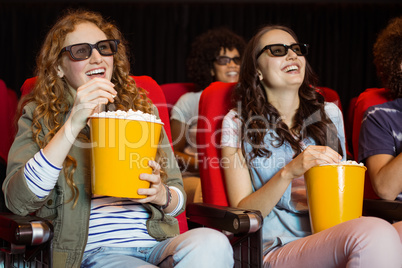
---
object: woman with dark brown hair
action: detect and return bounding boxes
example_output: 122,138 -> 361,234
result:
3,9 -> 233,267
221,25 -> 402,267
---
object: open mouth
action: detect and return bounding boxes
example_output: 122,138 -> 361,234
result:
283,65 -> 299,73
86,68 -> 106,76
227,71 -> 239,76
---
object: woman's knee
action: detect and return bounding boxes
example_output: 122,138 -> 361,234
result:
392,221 -> 402,243
185,228 -> 232,251
346,217 -> 402,267
352,217 -> 400,242
172,228 -> 234,267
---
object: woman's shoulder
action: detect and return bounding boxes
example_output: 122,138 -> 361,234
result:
324,102 -> 342,115
224,108 -> 239,120
178,91 -> 202,102
20,101 -> 37,116
222,109 -> 242,130
323,102 -> 344,125
173,91 -> 202,110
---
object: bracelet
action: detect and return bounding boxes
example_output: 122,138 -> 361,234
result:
161,184 -> 172,210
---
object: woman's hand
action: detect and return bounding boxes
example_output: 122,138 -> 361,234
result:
42,78 -> 116,166
133,160 -> 167,206
69,78 -> 117,131
283,145 -> 342,181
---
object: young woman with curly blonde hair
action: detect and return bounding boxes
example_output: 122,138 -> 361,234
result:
3,9 -> 233,267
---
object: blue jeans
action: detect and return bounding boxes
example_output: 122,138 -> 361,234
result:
81,228 -> 234,268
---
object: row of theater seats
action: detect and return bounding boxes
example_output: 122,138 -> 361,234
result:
1,77 -> 401,267
0,77 -> 263,268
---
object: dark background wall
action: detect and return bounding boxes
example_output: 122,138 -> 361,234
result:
1,0 -> 401,111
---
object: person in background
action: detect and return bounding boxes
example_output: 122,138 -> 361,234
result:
359,16 -> 402,202
221,24 -> 402,267
2,9 -> 233,267
170,27 -> 246,204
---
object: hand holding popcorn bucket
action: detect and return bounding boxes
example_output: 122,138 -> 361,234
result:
90,110 -> 163,198
304,161 -> 367,233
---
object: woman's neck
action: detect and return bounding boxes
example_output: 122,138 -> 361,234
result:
264,85 -> 300,128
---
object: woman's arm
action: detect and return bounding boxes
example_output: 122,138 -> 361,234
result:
366,153 -> 402,200
222,145 -> 342,218
43,78 -> 116,166
222,146 -> 292,218
170,119 -> 198,172
3,78 -> 116,215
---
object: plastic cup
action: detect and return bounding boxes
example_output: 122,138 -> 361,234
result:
90,117 -> 163,198
304,164 -> 366,233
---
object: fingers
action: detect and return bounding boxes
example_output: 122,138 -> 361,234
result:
135,160 -> 164,205
286,145 -> 343,180
139,160 -> 161,183
303,145 -> 342,165
76,78 -> 117,105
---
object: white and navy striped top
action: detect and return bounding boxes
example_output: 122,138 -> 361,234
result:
25,149 -> 184,252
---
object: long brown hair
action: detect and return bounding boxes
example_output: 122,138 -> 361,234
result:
233,25 -> 343,162
21,9 -> 163,207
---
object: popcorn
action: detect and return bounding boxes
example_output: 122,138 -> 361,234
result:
320,160 -> 364,167
338,160 -> 364,166
91,109 -> 163,124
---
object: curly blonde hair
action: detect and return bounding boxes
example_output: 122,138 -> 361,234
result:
21,9 -> 164,207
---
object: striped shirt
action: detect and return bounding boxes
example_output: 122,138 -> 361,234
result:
24,149 -> 184,252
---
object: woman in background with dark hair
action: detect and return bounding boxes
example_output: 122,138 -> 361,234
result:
170,27 -> 246,204
221,25 -> 402,267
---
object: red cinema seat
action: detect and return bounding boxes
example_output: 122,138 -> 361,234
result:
160,82 -> 197,116
0,80 -> 18,163
196,81 -> 237,206
316,86 -> 343,112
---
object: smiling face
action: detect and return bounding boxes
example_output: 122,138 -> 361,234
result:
57,22 -> 114,90
211,47 -> 241,83
256,29 -> 306,91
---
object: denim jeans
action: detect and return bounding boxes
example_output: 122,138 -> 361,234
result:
81,227 -> 234,268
